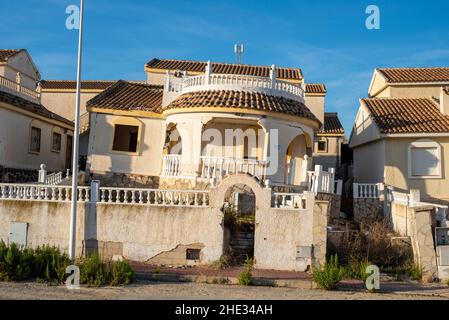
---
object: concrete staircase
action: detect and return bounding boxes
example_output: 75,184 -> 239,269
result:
230,227 -> 254,264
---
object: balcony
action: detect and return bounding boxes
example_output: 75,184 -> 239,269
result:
161,155 -> 268,181
0,75 -> 40,103
162,62 -> 305,107
180,74 -> 305,103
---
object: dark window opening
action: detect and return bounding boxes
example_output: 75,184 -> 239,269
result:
30,127 -> 41,153
318,140 -> 327,152
112,125 -> 139,153
52,132 -> 62,152
186,248 -> 201,260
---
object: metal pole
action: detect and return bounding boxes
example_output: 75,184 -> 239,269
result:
69,0 -> 84,260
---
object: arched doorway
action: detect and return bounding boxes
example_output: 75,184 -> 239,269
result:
285,134 -> 311,185
222,183 -> 256,265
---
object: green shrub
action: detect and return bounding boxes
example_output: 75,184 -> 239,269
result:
79,252 -> 110,286
383,261 -> 422,281
313,255 -> 344,290
0,241 -> 34,281
79,253 -> 134,287
33,245 -> 71,284
238,257 -> 254,286
110,260 -> 134,286
343,258 -> 371,282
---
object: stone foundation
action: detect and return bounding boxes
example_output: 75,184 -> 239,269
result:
90,171 -> 159,188
353,198 -> 383,223
159,177 -> 209,190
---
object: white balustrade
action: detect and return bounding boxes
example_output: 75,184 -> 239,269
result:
353,183 -> 383,198
45,172 -> 63,185
0,75 -> 40,102
179,74 -> 305,102
98,187 -> 209,207
162,155 -> 182,177
272,192 -> 307,210
307,165 -> 335,194
200,156 -> 267,181
0,183 -> 90,202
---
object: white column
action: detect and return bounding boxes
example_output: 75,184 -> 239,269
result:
38,164 -> 47,184
270,64 -> 276,89
177,120 -> 204,178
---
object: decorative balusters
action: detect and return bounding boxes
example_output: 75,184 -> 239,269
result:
272,192 -> 307,210
353,183 -> 383,199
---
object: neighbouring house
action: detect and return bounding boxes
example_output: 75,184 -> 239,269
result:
313,112 -> 345,171
0,49 -> 74,182
350,67 -> 449,204
86,58 -> 333,190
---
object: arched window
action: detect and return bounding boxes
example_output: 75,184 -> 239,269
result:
110,117 -> 143,155
408,139 -> 442,179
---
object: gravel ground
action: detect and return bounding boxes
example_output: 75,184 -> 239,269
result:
0,280 -> 448,300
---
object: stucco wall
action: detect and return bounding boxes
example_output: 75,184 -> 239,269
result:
0,51 -> 39,90
353,139 -> 385,183
0,108 -> 70,171
40,91 -> 100,121
391,201 -> 438,281
384,137 -> 449,202
87,113 -> 166,177
313,135 -> 342,171
304,95 -> 324,124
0,174 -> 329,271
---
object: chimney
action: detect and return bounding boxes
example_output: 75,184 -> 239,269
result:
440,86 -> 449,115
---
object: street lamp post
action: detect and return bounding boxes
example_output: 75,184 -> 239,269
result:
69,0 -> 85,260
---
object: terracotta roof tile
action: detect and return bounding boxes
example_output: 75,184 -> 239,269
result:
362,98 -> 449,133
164,90 -> 319,122
146,58 -> 303,80
87,80 -> 163,113
0,49 -> 22,62
0,90 -> 73,126
305,83 -> 327,94
320,112 -> 344,134
378,67 -> 449,83
40,80 -> 117,90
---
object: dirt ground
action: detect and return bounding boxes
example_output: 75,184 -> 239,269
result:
0,280 -> 448,300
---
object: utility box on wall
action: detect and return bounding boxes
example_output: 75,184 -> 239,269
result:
296,245 -> 312,259
9,222 -> 28,247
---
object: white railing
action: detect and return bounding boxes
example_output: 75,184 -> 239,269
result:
0,75 -> 40,102
180,74 -> 305,102
353,183 -> 383,198
45,172 -> 63,185
161,155 -> 182,177
307,165 -> 335,194
200,156 -> 268,181
272,192 -> 307,210
334,179 -> 343,196
98,187 -> 209,207
0,183 -> 90,202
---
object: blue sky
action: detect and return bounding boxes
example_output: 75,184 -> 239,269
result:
2,0 -> 449,134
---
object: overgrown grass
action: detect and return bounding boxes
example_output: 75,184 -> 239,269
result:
313,254 -> 344,290
328,220 -> 419,281
238,257 -> 254,286
0,241 -> 134,286
33,245 -> 71,284
78,252 -> 135,287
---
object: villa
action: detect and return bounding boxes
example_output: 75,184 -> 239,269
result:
350,67 -> 449,204
0,49 -> 74,182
